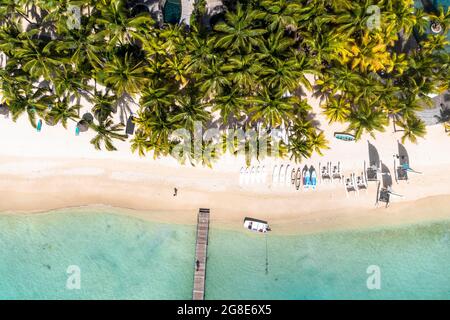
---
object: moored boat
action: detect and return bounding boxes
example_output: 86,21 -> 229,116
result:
334,132 -> 356,142
243,217 -> 271,233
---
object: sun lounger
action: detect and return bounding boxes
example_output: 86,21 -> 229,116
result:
378,188 -> 390,207
356,173 -> 368,191
319,162 -> 331,182
331,162 -> 342,182
365,160 -> 380,182
344,173 -> 358,197
394,157 -> 408,182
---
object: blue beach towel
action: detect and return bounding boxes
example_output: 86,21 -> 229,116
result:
36,119 -> 42,132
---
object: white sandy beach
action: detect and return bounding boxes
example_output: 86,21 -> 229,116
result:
0,79 -> 449,235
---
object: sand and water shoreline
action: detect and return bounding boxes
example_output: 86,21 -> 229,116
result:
0,150 -> 449,235
0,77 -> 449,235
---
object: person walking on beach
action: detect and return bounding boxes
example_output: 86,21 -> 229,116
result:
173,187 -> 178,196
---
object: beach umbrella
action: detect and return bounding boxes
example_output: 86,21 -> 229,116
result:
76,120 -> 89,133
0,104 -> 9,115
82,112 -> 94,124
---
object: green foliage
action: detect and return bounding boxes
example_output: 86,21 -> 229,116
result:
0,0 -> 448,164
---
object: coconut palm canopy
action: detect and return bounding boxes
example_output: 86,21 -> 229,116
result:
0,0 -> 448,167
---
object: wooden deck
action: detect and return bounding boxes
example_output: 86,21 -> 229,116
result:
192,208 -> 210,300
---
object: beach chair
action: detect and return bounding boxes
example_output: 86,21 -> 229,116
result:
376,182 -> 403,208
365,160 -> 380,182
319,162 -> 331,183
394,157 -> 408,183
344,173 -> 358,197
377,187 -> 390,208
331,162 -> 343,182
356,172 -> 368,192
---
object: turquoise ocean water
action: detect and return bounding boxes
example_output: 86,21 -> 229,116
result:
0,209 -> 449,299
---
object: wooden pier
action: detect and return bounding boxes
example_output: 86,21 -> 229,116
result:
192,208 -> 210,300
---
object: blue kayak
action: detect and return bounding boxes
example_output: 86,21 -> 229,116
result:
303,171 -> 311,188
311,170 -> 317,189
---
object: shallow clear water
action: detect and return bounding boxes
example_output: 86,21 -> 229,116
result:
0,209 -> 449,299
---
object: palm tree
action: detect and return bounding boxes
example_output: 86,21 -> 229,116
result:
51,15 -> 105,69
196,58 -> 230,98
91,91 -> 117,122
99,52 -> 148,97
248,87 -> 299,128
170,93 -> 211,129
435,105 -> 450,123
222,54 -> 262,93
321,95 -> 351,123
332,1 -> 373,37
384,0 -> 417,39
133,110 -> 175,158
52,68 -> 93,100
46,97 -> 81,128
396,115 -> 427,144
140,85 -> 175,117
13,31 -> 63,80
211,86 -> 246,124
346,103 -> 388,140
260,0 -> 302,31
307,129 -> 329,156
130,130 -> 149,157
0,0 -> 32,24
1,83 -> 52,127
95,0 -> 153,48
261,55 -> 312,92
163,54 -> 190,88
214,3 -> 266,53
89,118 -> 127,151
